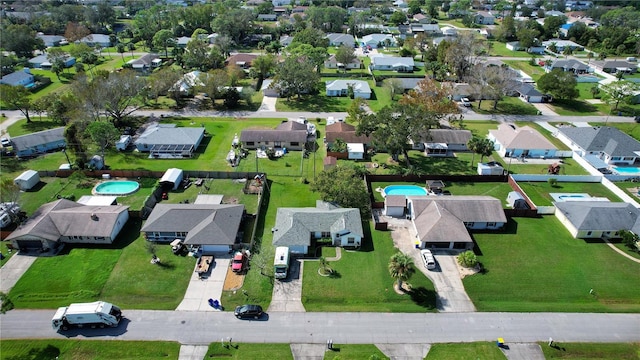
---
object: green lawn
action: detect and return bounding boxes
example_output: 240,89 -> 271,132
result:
517,181 -> 623,206
426,342 -> 506,360
590,122 -> 640,142
323,345 -> 388,359
506,157 -> 589,176
614,180 -> 640,202
464,120 -> 499,137
473,97 -> 539,116
548,99 -> 604,116
488,41 -> 537,58
538,342 -> 640,359
0,340 -> 181,360
464,216 -> 640,312
5,117 -> 63,137
205,343 -> 294,359
302,221 -> 437,312
8,219 -> 195,310
503,60 -> 546,81
276,94 -> 352,112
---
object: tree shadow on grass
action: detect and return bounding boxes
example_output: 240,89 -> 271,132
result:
552,99 -> 599,114
280,96 -> 347,112
6,344 -> 60,360
408,286 -> 437,309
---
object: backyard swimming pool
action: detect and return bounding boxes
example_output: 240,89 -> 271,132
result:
383,185 -> 428,197
613,166 -> 640,176
93,181 -> 140,196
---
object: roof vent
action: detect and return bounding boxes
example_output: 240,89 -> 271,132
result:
91,213 -> 98,221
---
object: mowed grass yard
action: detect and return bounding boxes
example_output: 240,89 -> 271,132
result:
303,222 -> 437,312
205,343 -> 294,360
517,181 -> 623,206
538,342 -> 640,359
464,216 -> 640,312
8,219 -> 195,310
425,342 -> 506,360
0,340 -> 181,360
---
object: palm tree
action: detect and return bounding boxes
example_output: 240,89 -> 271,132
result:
388,252 -> 415,290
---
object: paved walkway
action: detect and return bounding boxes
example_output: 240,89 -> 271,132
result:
0,253 -> 37,293
325,247 -> 341,261
258,96 -> 277,112
500,343 -> 545,360
531,103 -> 559,116
290,343 -> 325,360
176,257 -> 230,312
268,258 -> 305,312
375,343 -> 431,360
603,239 -> 640,264
178,345 -> 209,360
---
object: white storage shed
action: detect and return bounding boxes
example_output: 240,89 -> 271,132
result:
14,170 -> 40,191
160,168 -> 184,191
507,191 -> 529,209
347,143 -> 365,160
116,135 -> 131,151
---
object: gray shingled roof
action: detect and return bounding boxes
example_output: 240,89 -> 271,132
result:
551,59 -> 589,70
6,199 -> 129,242
555,201 -> 640,234
517,83 -> 543,97
0,70 -> 34,85
409,196 -> 507,223
11,127 -> 65,151
558,126 -> 640,158
425,129 -> 472,144
141,204 -> 244,245
414,202 -> 473,243
272,202 -> 363,247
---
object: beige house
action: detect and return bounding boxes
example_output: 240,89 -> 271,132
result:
488,123 -> 558,159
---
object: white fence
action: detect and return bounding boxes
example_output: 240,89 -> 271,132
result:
511,174 -> 602,182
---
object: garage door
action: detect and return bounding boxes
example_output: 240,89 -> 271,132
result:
16,240 -> 43,250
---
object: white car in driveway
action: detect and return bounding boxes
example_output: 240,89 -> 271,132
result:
420,249 -> 436,270
460,98 -> 472,107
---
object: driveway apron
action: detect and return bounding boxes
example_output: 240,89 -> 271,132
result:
0,253 -> 37,293
268,258 -> 305,312
177,257 -> 230,312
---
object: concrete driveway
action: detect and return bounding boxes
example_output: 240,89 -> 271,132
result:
268,258 -> 305,312
176,257 -> 230,312
258,96 -> 277,112
388,222 -> 476,313
0,253 -> 37,293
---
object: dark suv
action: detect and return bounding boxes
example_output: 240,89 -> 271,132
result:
234,304 -> 263,319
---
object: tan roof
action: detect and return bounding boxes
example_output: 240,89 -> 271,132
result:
326,122 -> 372,144
385,195 -> 406,207
409,196 -> 507,223
6,199 -> 129,242
489,123 -> 556,150
414,202 -> 473,243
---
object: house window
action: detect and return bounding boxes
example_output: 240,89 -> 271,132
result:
464,222 -> 474,228
265,141 -> 270,145
246,142 -> 254,146
321,231 -> 331,238
487,222 -> 496,227
587,231 -> 592,236
347,237 -> 355,244
274,142 -> 282,147
291,142 -> 299,146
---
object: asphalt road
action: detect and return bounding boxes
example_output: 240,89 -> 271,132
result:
2,310 -> 639,345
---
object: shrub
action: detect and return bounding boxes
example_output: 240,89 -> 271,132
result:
457,250 -> 478,268
548,178 -> 558,187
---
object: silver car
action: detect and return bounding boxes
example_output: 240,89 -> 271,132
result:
420,249 -> 436,270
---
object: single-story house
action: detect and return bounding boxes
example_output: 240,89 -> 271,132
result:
555,201 -> 640,239
172,71 -> 204,95
37,34 -> 67,47
176,36 -> 192,48
240,121 -> 309,151
516,83 -> 545,103
257,13 -> 277,21
134,123 -> 205,158
410,24 -> 442,36
126,53 -> 161,73
141,203 -> 245,254
14,170 -> 40,191
423,129 -> 472,156
325,80 -> 371,99
413,13 -> 430,23
79,34 -> 111,47
6,199 -> 129,252
326,33 -> 355,47
542,39 -> 584,53
556,126 -> 640,165
369,55 -> 414,72
399,78 -> 423,91
474,11 -> 495,25
325,122 -> 372,147
225,53 -> 258,69
450,82 -> 473,101
261,79 -> 280,97
547,59 -> 589,74
11,127 -> 66,158
29,54 -> 76,69
441,26 -> 457,37
324,54 -> 362,70
76,196 -> 117,206
406,196 -> 506,249
505,41 -> 545,54
360,34 -> 396,49
272,201 -> 364,254
279,35 -> 294,47
0,69 -> 35,87
601,60 -> 637,74
488,123 -> 557,158
159,168 -> 184,191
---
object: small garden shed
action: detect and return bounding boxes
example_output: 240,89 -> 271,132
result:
160,168 -> 184,191
507,191 -> 528,209
14,170 -> 40,191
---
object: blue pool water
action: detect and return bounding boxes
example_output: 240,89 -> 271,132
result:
384,185 -> 428,197
94,181 -> 140,195
613,166 -> 640,175
558,194 -> 589,201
